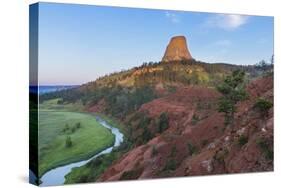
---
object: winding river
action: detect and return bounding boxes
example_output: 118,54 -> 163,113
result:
40,116 -> 124,186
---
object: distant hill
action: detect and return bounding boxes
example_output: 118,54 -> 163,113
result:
40,58 -> 271,120
39,35 -> 272,120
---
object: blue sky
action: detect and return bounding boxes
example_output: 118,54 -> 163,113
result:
37,2 -> 273,85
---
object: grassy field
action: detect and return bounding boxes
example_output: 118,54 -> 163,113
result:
38,110 -> 115,177
39,98 -> 84,111
64,114 -> 132,184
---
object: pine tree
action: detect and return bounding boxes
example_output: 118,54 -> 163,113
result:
217,70 -> 248,125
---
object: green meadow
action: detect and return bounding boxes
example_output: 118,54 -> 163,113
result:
38,100 -> 115,177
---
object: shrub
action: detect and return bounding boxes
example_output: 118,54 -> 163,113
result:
120,168 -> 143,180
62,123 -> 70,133
164,159 -> 177,171
65,136 -> 73,148
167,86 -> 177,93
201,139 -> 208,147
75,122 -> 81,129
187,142 -> 198,155
214,149 -> 229,163
158,112 -> 169,133
257,138 -> 273,160
238,135 -> 248,147
170,145 -> 177,157
89,156 -> 103,167
71,126 -> 76,133
151,145 -> 158,157
254,98 -> 273,117
138,115 -> 151,129
78,175 -> 88,183
191,114 -> 200,125
142,127 -> 152,143
57,99 -> 64,104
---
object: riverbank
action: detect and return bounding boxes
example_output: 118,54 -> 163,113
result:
90,112 -> 129,136
38,110 -> 115,177
64,115 -> 132,184
40,115 -> 124,186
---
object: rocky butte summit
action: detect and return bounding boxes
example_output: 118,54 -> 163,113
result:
162,35 -> 193,62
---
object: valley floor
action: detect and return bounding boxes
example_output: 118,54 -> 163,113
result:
38,109 -> 115,177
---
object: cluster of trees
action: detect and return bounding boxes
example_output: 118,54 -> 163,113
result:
41,84 -> 156,120
254,58 -> 274,75
216,58 -> 273,126
40,57 -> 274,108
40,57 -> 274,133
39,87 -> 84,103
133,59 -> 221,87
63,122 -> 82,148
133,59 -> 271,87
130,112 -> 169,145
103,86 -> 156,119
62,122 -> 82,134
134,64 -> 205,86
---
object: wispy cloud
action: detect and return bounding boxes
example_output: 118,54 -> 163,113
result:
206,14 -> 249,30
165,11 -> 180,24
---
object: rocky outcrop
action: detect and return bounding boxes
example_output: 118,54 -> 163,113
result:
162,36 -> 192,62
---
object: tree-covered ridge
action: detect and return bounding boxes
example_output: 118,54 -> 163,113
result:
39,59 -> 273,121
79,59 -> 261,89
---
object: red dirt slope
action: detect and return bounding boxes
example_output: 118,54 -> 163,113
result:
98,76 -> 273,181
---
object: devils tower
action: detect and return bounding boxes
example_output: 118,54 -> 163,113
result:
162,36 -> 192,62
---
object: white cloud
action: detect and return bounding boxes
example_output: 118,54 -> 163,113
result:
165,11 -> 180,23
206,14 -> 249,30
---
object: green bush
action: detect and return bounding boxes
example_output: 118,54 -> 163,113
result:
75,122 -> 81,129
62,123 -> 70,133
138,115 -> 151,128
187,142 -> 198,155
120,168 -> 143,180
214,149 -> 229,163
151,145 -> 158,157
158,112 -> 169,133
254,98 -> 273,116
71,127 -> 76,133
170,145 -> 177,157
201,139 -> 208,147
65,136 -> 73,148
57,99 -> 64,104
164,159 -> 177,171
142,127 -> 152,143
238,135 -> 248,146
78,175 -> 88,183
191,114 -> 200,125
257,138 -> 273,160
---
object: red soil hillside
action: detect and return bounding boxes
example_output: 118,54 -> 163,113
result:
98,75 -> 273,181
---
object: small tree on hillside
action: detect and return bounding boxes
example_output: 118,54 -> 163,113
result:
217,70 -> 248,125
158,112 -> 169,133
254,98 -> 273,117
271,55 -> 274,65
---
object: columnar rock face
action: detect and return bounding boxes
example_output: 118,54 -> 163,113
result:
162,36 -> 192,62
